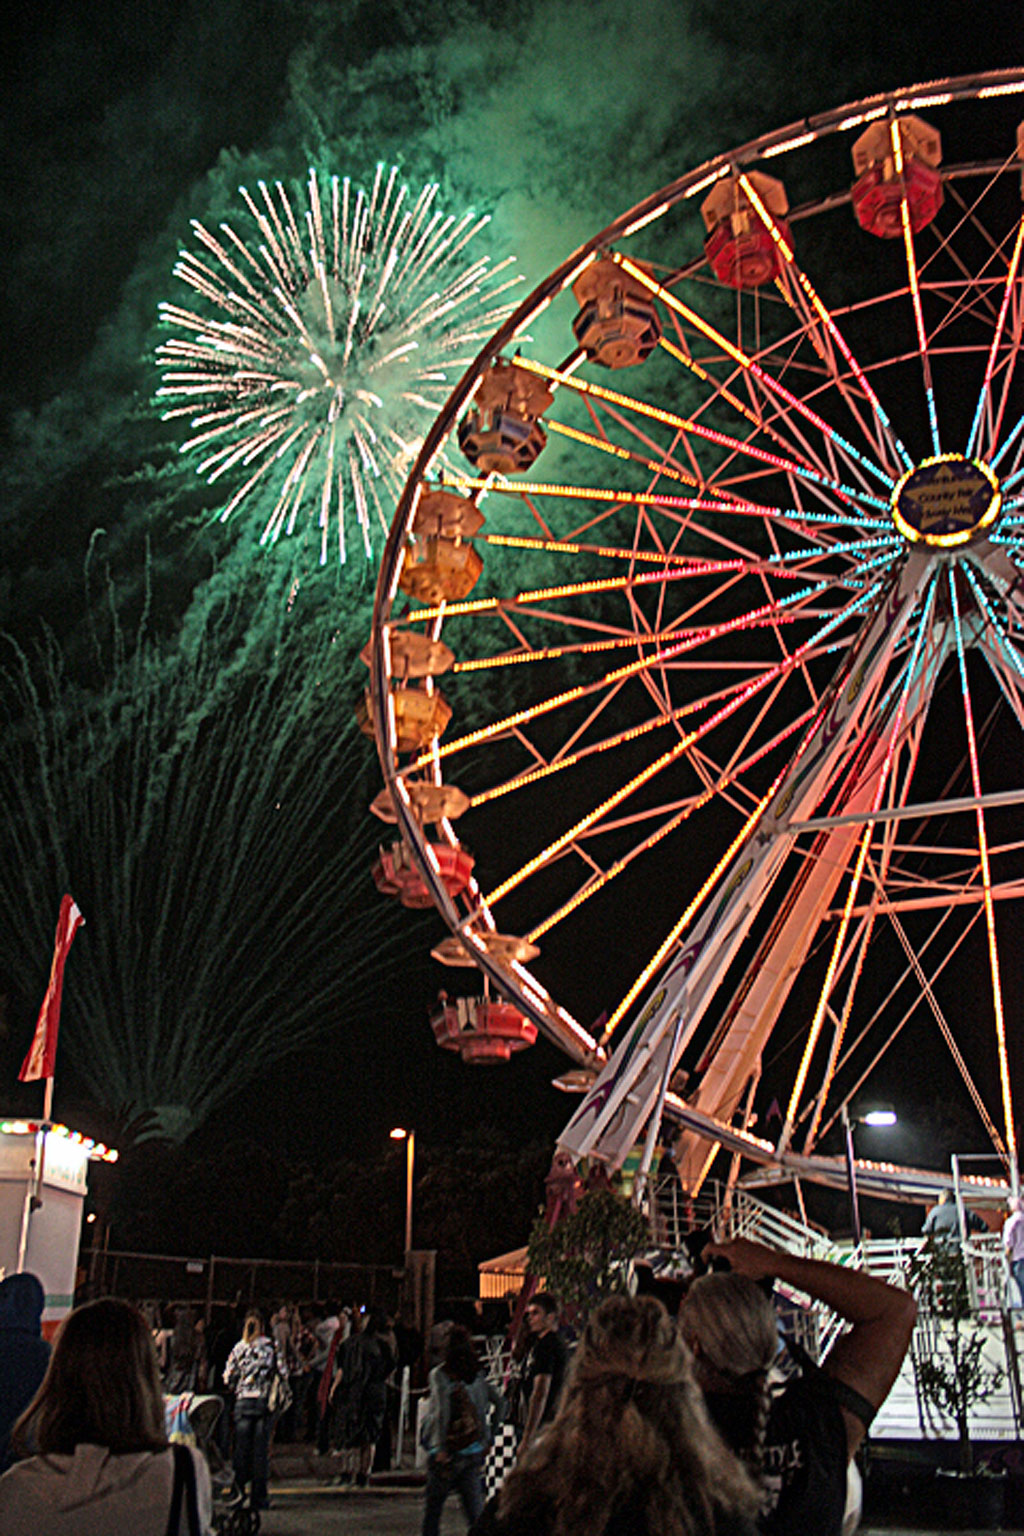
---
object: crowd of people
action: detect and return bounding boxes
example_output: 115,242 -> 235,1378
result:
0,1283 -> 424,1531
0,1202 -> 967,1536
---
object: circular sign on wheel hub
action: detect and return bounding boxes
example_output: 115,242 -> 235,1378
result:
891,454 -> 1001,548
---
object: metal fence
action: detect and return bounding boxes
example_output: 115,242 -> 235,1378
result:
80,1246 -> 403,1320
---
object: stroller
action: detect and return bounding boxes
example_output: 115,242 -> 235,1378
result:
165,1393 -> 261,1535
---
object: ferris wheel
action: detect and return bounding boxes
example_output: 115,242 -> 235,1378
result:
366,71 -> 1024,1202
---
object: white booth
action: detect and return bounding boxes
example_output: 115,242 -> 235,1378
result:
0,1119 -> 117,1337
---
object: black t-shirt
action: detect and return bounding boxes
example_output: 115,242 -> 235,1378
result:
704,1344 -> 848,1536
523,1329 -> 568,1425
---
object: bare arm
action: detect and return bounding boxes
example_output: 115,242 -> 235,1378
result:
704,1237 -> 917,1458
519,1374 -> 552,1456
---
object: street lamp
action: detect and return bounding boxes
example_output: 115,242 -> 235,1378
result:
841,1103 -> 897,1249
390,1126 -> 415,1256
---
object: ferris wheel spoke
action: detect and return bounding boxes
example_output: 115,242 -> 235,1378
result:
461,672 -> 811,814
511,353 -> 892,523
967,217 -> 1024,458
882,120 -> 944,458
949,566 -> 1018,1170
962,563 -> 1024,728
798,687 -> 932,1151
656,319 -> 882,505
521,687 -> 817,947
618,248 -> 904,494
816,898 -> 1009,1163
991,406 -> 1024,479
406,572 -> 856,778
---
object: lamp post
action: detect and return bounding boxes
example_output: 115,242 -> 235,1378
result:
841,1103 -> 897,1250
390,1126 -> 415,1256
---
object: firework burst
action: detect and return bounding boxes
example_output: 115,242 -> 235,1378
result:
156,165 -> 519,565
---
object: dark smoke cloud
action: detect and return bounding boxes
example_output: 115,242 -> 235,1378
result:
2,0 -> 1019,1150
4,0 -> 1016,618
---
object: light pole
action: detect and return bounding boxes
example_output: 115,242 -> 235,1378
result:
841,1103 -> 896,1249
390,1126 -> 415,1256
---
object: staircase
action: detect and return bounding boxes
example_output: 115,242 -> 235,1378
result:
649,1178 -> 1024,1443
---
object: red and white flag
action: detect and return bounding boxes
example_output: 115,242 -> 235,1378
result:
18,895 -> 85,1083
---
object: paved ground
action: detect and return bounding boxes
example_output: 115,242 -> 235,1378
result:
248,1445 -> 1024,1534
256,1493 -> 1022,1535
257,1483 -> 462,1534
251,1482 -> 1023,1535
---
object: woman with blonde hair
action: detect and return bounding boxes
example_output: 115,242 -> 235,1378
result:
472,1293 -> 758,1536
0,1296 -> 211,1534
681,1238 -> 917,1536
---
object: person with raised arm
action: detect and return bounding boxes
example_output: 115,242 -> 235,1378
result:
680,1236 -> 917,1536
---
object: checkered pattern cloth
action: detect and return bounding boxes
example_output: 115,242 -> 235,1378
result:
483,1422 -> 519,1500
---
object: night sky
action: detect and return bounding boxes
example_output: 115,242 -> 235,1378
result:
3,0 -> 1024,1244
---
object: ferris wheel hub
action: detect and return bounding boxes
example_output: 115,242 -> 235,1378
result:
890,454 -> 1001,548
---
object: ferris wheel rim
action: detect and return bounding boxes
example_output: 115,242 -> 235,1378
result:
368,70 -> 1024,1183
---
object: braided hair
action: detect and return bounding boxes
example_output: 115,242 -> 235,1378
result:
680,1273 -> 778,1485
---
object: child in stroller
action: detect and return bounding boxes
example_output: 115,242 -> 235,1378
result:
165,1393 -> 261,1535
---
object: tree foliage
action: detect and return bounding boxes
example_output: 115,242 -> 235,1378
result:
526,1186 -> 648,1322
907,1237 -> 1004,1473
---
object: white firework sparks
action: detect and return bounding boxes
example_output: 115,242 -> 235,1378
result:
156,165 -> 520,565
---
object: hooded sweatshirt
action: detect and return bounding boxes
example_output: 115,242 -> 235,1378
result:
0,1441 -> 213,1535
0,1273 -> 50,1471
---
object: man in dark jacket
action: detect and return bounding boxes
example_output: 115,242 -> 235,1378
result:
0,1272 -> 51,1470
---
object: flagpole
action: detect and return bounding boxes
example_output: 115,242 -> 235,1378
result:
15,1157 -> 35,1273
15,1078 -> 54,1273
35,1075 -> 55,1202
15,894 -> 83,1272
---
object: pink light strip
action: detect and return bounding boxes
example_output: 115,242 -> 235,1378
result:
967,216 -> 1024,459
890,120 -> 941,457
949,567 -> 1018,1179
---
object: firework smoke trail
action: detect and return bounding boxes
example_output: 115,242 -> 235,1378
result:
156,164 -> 520,566
0,575 -> 429,1142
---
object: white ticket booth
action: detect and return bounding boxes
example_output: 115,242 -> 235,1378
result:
0,1119 -> 117,1337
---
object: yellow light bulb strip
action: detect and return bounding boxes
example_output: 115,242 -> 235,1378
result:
526,796 -> 713,943
966,214 -> 1024,458
407,577 -> 831,772
949,568 -> 1018,1174
438,472 -> 875,540
524,683 -> 814,947
888,120 -> 941,458
544,416 -> 701,489
481,531 -> 742,568
511,352 -> 882,512
657,337 -> 765,436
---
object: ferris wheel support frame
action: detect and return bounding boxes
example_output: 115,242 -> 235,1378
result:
558,549 -> 930,1167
